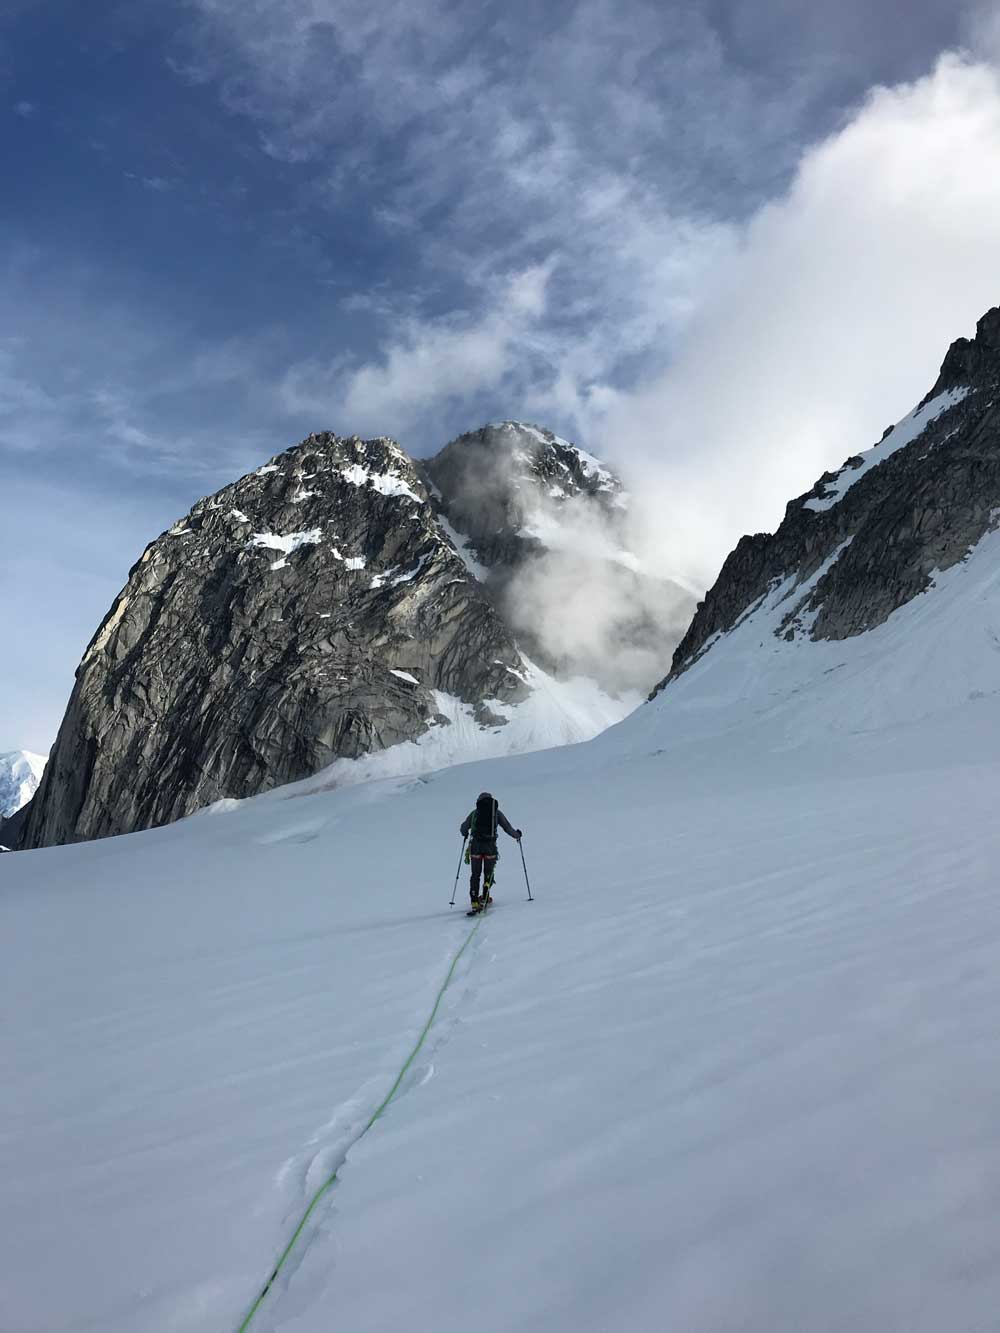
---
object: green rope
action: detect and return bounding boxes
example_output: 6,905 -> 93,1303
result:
236,915 -> 483,1332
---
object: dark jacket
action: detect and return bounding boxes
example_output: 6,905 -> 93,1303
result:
461,801 -> 518,852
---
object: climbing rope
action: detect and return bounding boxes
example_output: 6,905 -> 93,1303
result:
236,915 -> 483,1331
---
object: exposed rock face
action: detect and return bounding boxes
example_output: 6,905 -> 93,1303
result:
21,435 -> 526,847
655,306 -> 1000,694
422,420 -> 627,569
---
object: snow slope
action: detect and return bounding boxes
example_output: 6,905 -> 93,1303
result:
6,526 -> 1000,1331
273,655 -> 640,798
644,518 -> 1000,753
0,748 -> 46,819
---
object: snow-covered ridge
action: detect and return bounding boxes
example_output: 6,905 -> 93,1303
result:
642,518 -> 1000,753
495,419 -> 620,494
0,750 -> 46,820
804,386 -> 969,513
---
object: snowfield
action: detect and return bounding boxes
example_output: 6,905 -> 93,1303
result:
6,527 -> 1000,1331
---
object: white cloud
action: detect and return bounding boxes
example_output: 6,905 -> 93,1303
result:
280,264 -> 557,437
596,53 -> 1000,589
172,0 -> 796,442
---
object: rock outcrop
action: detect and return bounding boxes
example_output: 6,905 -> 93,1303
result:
21,434 -> 526,847
23,422 -> 690,848
655,305 -> 1000,694
422,420 -> 627,569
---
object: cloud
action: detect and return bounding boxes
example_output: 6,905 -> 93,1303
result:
595,52 -> 1000,589
13,99 -> 35,117
124,171 -> 174,192
172,0 -> 812,444
502,495 -> 697,694
280,263 -> 560,437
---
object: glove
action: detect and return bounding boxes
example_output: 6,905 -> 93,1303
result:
515,829 -> 523,840
464,848 -> 471,864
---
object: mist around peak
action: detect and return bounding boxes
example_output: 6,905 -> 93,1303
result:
424,421 -> 699,696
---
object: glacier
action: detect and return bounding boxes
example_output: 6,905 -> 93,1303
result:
4,519 -> 1000,1331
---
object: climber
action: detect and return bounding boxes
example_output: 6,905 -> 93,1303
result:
459,791 -> 521,912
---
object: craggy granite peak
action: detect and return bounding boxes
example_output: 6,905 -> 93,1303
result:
21,433 -> 525,847
421,421 -> 625,569
653,305 -> 1000,697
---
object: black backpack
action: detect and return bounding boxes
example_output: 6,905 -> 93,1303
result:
472,794 -> 498,840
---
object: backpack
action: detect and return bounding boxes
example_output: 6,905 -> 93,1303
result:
471,794 -> 498,840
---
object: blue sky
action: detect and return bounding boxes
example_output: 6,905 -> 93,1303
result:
2,0 -> 997,749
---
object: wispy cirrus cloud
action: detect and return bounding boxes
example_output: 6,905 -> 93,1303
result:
281,263 -> 561,437
171,0 -> 816,441
174,0 -> 981,464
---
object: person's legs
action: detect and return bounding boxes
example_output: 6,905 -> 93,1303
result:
469,855 -> 483,901
483,856 -> 497,897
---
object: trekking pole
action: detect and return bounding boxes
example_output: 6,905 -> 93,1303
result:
450,836 -> 468,906
519,839 -> 533,901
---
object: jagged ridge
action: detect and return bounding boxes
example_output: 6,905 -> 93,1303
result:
655,305 -> 1000,694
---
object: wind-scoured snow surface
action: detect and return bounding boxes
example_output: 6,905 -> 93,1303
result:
7,528 -> 1000,1330
0,749 -> 46,819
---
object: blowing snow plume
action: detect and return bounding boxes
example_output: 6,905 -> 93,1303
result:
588,53 -> 1000,594
423,421 -> 697,695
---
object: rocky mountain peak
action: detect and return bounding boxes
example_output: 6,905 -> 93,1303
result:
931,305 -> 1000,394
20,430 -> 532,847
422,420 -> 626,571
655,302 -> 1000,696
21,422 -> 671,849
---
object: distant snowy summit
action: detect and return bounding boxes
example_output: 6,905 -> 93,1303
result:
20,423 -> 693,848
0,750 -> 46,820
652,303 -> 1000,720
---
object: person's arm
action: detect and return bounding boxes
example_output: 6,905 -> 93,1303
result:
460,812 -> 472,836
497,810 -> 522,839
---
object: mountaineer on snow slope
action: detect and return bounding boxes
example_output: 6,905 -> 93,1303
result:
460,791 -> 522,912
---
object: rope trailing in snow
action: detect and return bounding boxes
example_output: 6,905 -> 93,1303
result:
236,915 -> 483,1332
